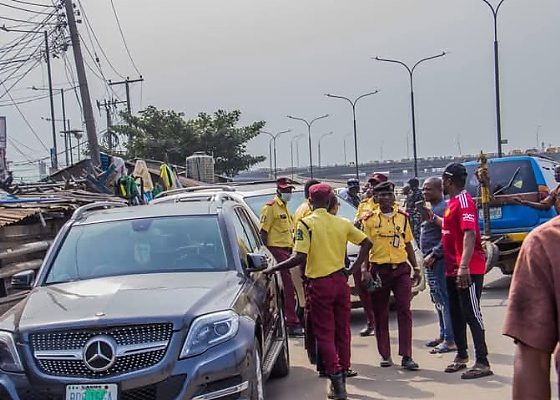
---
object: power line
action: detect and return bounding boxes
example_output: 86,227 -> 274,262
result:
0,1 -> 54,14
7,0 -> 55,7
109,0 -> 141,76
0,92 -> 49,106
1,80 -> 50,152
7,138 -> 35,163
75,0 -> 125,79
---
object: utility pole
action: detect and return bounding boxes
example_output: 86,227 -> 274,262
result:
108,76 -> 144,115
97,99 -> 127,152
44,30 -> 58,170
64,0 -> 100,166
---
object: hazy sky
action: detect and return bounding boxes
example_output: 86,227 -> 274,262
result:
2,0 -> 560,171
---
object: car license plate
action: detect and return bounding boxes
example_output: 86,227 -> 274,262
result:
479,207 -> 502,220
66,384 -> 118,400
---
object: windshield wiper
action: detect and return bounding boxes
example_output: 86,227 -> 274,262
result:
493,167 -> 521,196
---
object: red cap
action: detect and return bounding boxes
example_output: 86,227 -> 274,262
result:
368,173 -> 388,186
308,183 -> 333,203
276,177 -> 295,190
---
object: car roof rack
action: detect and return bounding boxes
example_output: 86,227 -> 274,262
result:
154,186 -> 236,199
71,201 -> 128,221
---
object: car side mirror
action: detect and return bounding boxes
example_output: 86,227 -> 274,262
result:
11,270 -> 35,290
246,253 -> 268,273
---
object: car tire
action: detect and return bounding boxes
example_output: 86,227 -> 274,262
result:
270,306 -> 290,378
250,342 -> 265,400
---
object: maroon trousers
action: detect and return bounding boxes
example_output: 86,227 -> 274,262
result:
370,263 -> 413,359
353,265 -> 375,327
308,272 -> 351,375
268,247 -> 300,328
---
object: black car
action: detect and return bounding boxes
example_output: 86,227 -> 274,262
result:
0,196 -> 289,400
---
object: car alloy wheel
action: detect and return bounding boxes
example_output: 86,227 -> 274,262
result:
252,343 -> 264,400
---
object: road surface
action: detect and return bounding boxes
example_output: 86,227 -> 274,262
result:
265,269 -> 557,400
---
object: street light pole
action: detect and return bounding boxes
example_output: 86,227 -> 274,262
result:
318,132 -> 333,169
326,92 -> 379,180
482,0 -> 508,158
286,114 -> 329,179
290,134 -> 303,180
260,131 -> 274,178
374,52 -> 446,177
261,130 -> 291,179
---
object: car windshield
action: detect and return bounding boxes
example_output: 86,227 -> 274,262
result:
45,216 -> 228,284
465,160 -> 538,197
243,191 -> 357,221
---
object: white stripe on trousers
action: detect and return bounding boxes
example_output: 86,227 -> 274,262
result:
469,284 -> 485,330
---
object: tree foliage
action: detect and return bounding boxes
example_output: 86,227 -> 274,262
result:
113,106 -> 265,176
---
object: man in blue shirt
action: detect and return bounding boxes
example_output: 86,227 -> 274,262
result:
421,177 -> 456,353
339,178 -> 361,207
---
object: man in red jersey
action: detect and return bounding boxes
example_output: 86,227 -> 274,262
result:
428,163 -> 493,379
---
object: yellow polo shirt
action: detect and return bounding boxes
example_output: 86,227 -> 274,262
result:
293,200 -> 312,230
259,196 -> 294,248
363,208 -> 413,264
294,208 -> 367,279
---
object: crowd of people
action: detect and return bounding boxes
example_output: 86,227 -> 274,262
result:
257,162 -> 500,400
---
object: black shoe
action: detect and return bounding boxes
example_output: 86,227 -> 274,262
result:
287,326 -> 305,338
380,357 -> 393,368
344,368 -> 358,378
401,356 -> 419,371
327,373 -> 347,400
359,325 -> 375,337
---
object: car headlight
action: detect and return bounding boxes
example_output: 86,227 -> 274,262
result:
180,310 -> 240,358
0,331 -> 23,372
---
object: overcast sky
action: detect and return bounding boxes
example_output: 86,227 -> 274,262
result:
2,0 -> 560,172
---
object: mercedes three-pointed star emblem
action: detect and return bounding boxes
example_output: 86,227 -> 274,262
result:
83,336 -> 117,372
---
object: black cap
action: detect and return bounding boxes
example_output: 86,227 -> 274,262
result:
373,181 -> 395,193
443,163 -> 467,178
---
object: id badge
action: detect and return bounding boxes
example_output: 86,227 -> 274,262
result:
392,235 -> 401,248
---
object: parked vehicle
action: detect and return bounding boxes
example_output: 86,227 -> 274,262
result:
463,155 -> 559,274
153,184 -> 426,307
0,197 -> 289,400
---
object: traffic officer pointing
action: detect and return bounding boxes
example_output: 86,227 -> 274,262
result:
362,181 -> 421,371
265,183 -> 372,400
259,177 -> 303,337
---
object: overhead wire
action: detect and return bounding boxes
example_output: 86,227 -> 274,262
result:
1,79 -> 50,152
0,1 -> 54,14
7,0 -> 55,7
75,0 -> 125,79
109,0 -> 141,76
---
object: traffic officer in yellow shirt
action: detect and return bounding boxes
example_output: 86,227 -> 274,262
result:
362,181 -> 422,371
259,177 -> 303,337
353,173 -> 388,337
265,183 -> 372,400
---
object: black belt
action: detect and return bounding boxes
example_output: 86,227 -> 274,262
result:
373,262 -> 407,270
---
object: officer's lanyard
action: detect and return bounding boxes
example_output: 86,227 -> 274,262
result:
374,213 -> 403,238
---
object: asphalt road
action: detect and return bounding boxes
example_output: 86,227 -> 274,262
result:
265,269 -> 558,400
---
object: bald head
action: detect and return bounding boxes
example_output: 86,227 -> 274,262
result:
422,177 -> 443,204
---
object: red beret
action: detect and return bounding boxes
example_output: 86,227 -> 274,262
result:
309,183 -> 333,202
276,177 -> 295,190
368,173 -> 388,186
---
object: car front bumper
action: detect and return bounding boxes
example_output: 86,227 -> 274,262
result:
0,319 -> 256,400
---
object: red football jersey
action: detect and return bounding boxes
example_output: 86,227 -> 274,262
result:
442,190 -> 486,276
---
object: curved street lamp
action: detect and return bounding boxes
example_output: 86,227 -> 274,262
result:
318,131 -> 333,169
481,0 -> 509,157
261,129 -> 291,179
374,52 -> 446,177
325,91 -> 379,179
286,114 -> 329,179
